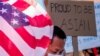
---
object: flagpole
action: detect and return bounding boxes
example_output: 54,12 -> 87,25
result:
72,36 -> 79,56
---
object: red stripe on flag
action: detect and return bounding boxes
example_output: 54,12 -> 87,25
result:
15,27 -> 36,48
28,15 -> 52,27
15,27 -> 51,49
0,31 -> 23,56
37,36 -> 51,48
12,0 -> 30,11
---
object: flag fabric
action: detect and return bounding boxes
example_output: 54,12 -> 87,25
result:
0,0 -> 53,56
0,0 -> 8,2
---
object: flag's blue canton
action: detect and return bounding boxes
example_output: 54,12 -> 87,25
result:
0,0 -> 3,2
0,2 -> 30,28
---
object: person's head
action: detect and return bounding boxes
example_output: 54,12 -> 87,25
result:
45,26 -> 66,56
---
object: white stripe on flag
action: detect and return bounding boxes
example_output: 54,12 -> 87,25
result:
35,47 -> 47,56
36,2 -> 47,16
23,5 -> 41,18
24,25 -> 53,39
22,2 -> 47,18
0,16 -> 35,56
0,46 -> 9,56
7,0 -> 17,5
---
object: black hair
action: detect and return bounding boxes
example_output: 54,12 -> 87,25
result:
52,26 -> 66,39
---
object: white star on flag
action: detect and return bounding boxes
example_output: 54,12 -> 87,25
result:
12,12 -> 19,17
11,19 -> 19,25
0,8 -> 7,14
24,18 -> 29,22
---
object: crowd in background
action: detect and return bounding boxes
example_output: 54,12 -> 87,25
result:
65,47 -> 100,56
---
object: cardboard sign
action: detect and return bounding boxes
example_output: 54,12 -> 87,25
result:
64,2 -> 100,53
47,0 -> 96,36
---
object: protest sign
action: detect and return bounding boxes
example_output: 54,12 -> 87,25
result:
47,0 -> 96,36
64,3 -> 100,53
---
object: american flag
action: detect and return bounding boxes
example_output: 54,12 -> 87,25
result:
0,0 -> 53,56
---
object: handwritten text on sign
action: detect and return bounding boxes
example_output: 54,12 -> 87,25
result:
47,0 -> 96,36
